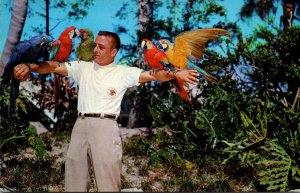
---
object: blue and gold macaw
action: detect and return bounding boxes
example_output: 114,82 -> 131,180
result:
158,28 -> 230,83
1,34 -> 53,123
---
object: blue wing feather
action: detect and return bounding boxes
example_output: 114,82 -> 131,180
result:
187,60 -> 217,83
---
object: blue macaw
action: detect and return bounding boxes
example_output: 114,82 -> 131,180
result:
1,34 -> 53,123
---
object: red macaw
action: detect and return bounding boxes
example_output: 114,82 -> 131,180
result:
50,26 -> 80,118
158,28 -> 230,83
141,38 -> 191,102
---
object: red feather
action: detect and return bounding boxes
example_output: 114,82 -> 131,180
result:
172,78 -> 191,102
53,26 -> 76,62
144,48 -> 168,69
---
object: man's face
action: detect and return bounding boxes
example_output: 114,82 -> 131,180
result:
93,35 -> 117,65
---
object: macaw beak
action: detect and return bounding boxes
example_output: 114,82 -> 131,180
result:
157,41 -> 168,52
79,33 -> 84,40
40,40 -> 49,48
141,40 -> 147,49
74,28 -> 81,38
40,41 -> 45,47
40,40 -> 52,49
156,41 -> 163,50
79,29 -> 86,40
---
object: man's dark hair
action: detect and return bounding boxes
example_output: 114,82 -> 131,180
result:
98,31 -> 120,51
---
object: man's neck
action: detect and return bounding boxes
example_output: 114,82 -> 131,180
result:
96,60 -> 114,66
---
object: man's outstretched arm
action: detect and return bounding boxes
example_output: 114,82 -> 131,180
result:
139,69 -> 199,86
14,61 -> 68,80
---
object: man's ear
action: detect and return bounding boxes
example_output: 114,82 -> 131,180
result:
111,48 -> 118,57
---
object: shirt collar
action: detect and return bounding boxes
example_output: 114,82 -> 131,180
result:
94,61 -> 117,70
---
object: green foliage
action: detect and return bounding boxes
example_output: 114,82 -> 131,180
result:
2,156 -> 64,192
239,0 -> 279,21
194,84 -> 244,149
239,26 -> 300,103
27,125 -> 46,159
0,135 -> 26,150
0,85 -> 46,158
222,101 -> 300,191
147,92 -> 199,156
256,139 -> 299,191
222,102 -> 266,165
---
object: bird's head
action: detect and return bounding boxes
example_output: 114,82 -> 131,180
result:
79,28 -> 94,41
79,29 -> 88,40
141,39 -> 155,50
30,34 -> 53,50
59,26 -> 80,40
157,39 -> 171,52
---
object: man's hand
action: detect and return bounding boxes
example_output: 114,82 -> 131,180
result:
14,64 -> 30,81
174,69 -> 199,87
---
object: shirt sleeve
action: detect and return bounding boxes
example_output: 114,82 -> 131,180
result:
123,66 -> 143,87
65,60 -> 86,83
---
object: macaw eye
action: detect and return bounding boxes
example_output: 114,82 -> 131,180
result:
42,37 -> 46,41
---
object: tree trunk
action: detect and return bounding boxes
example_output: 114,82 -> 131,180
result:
281,2 -> 294,30
126,0 -> 153,128
138,0 -> 152,33
0,0 -> 28,75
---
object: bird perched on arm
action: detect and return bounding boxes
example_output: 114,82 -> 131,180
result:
50,26 -> 80,118
158,28 -> 230,83
51,26 -> 80,61
75,28 -> 95,61
0,34 -> 53,123
141,38 -> 191,102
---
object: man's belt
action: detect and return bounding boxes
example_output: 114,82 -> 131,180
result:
78,112 -> 118,120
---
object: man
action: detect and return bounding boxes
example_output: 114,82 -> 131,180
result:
14,31 -> 199,191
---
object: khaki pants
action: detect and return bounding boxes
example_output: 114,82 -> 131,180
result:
64,117 -> 122,192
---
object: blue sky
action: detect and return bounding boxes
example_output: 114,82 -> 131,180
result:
0,0 -> 282,63
0,0 -> 136,61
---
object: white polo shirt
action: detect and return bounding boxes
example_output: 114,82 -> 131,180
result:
65,60 -> 143,115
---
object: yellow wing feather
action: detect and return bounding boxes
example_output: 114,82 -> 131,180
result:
173,28 -> 230,61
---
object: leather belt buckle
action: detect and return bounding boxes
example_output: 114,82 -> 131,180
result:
100,114 -> 105,119
78,112 -> 85,119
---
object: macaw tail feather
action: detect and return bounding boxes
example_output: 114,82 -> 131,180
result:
1,65 -> 14,86
172,79 -> 191,103
54,74 -> 61,118
187,62 -> 218,83
201,74 -> 218,84
7,74 -> 20,123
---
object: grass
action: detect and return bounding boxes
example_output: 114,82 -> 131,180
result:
0,131 -> 69,192
1,131 -> 257,192
1,156 -> 65,192
122,135 -> 257,192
